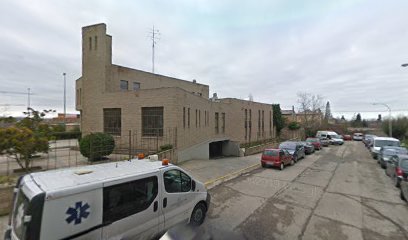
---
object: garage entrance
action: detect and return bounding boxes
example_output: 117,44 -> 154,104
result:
209,141 -> 224,158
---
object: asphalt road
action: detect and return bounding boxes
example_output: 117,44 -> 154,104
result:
169,141 -> 408,240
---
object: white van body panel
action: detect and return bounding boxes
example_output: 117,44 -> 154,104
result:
40,188 -> 103,240
8,159 -> 209,240
101,171 -> 161,240
371,137 -> 400,154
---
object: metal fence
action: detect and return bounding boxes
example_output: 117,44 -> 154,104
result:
0,128 -> 177,176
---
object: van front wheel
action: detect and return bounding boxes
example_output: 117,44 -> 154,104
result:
190,203 -> 206,226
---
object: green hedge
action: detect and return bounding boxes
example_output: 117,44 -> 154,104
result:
79,133 -> 115,161
51,131 -> 81,140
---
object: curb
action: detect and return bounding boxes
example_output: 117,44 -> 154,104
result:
204,163 -> 261,189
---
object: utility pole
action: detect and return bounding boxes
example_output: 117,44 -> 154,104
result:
63,72 -> 66,126
27,88 -> 31,110
149,25 -> 160,73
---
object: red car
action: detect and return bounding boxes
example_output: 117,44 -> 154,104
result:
261,148 -> 294,170
342,134 -> 352,141
306,138 -> 322,150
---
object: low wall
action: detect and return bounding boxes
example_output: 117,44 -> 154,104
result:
244,141 -> 278,156
0,185 -> 14,216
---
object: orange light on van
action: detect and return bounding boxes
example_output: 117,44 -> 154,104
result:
162,159 -> 169,166
137,153 -> 145,159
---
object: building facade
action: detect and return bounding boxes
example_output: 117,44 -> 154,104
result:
76,23 -> 274,162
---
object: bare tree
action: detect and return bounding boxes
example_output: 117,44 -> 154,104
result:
297,92 -> 324,136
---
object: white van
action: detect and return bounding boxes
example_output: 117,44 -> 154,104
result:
316,131 -> 344,145
5,159 -> 210,240
371,137 -> 400,159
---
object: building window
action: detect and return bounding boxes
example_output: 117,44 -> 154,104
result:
183,107 -> 186,128
270,111 -> 272,137
195,109 -> 198,128
142,107 -> 163,136
262,110 -> 265,137
133,82 -> 140,90
94,36 -> 97,50
204,111 -> 207,126
103,176 -> 158,224
258,110 -> 261,137
244,109 -> 247,140
120,80 -> 128,91
215,112 -> 219,134
188,108 -> 190,128
89,37 -> 92,50
249,109 -> 252,141
222,113 -> 225,133
103,108 -> 121,136
199,110 -> 201,127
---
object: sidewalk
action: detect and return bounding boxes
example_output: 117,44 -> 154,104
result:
178,153 -> 262,188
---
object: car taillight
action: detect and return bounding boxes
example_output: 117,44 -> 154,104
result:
396,167 -> 403,176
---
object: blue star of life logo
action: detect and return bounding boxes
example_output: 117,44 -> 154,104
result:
65,201 -> 90,225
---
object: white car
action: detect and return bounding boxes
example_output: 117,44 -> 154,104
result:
5,159 -> 210,240
353,133 -> 364,141
371,137 -> 400,159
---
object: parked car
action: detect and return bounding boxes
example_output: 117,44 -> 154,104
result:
299,141 -> 315,154
363,134 -> 377,148
327,134 -> 344,145
319,137 -> 330,147
279,141 -> 305,162
306,137 -> 322,150
316,131 -> 338,139
353,133 -> 364,141
261,148 -> 294,170
342,134 -> 352,141
5,159 -> 210,240
399,167 -> 408,202
385,154 -> 408,187
378,147 -> 408,169
371,137 -> 400,159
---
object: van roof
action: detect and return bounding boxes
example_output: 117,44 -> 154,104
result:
27,159 -> 168,193
373,137 -> 400,141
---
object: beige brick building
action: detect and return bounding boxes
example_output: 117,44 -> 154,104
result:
76,23 -> 275,162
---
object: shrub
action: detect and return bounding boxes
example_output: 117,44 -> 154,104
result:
159,144 -> 173,152
288,121 -> 301,130
52,131 -> 81,140
79,133 -> 115,161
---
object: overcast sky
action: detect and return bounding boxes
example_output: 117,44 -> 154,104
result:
1,0 -> 408,120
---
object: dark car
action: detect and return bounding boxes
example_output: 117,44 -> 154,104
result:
299,141 -> 315,154
261,148 -> 294,170
342,134 -> 352,141
306,138 -> 322,150
363,134 -> 377,148
378,147 -> 408,169
279,142 -> 305,162
385,154 -> 408,188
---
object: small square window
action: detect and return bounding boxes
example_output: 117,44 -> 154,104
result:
120,80 -> 128,91
133,82 -> 140,90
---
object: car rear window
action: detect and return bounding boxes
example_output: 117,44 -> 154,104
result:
397,149 -> 408,155
383,149 -> 397,156
279,143 -> 296,150
400,159 -> 408,170
264,150 -> 279,156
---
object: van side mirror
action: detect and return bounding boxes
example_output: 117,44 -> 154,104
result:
192,180 -> 196,191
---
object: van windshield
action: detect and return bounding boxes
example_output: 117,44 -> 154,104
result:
375,140 -> 400,148
13,189 -> 29,239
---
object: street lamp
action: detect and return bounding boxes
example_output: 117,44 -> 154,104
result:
372,103 -> 392,137
63,73 -> 66,126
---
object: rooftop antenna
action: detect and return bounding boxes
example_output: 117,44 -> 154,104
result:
149,25 -> 160,73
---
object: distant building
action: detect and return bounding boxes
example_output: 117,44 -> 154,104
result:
75,23 -> 275,162
48,113 -> 80,131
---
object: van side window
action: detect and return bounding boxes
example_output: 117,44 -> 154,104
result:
103,176 -> 158,223
164,170 -> 191,193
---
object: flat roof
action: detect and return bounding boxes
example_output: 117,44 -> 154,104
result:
373,137 -> 400,141
29,159 -> 168,192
